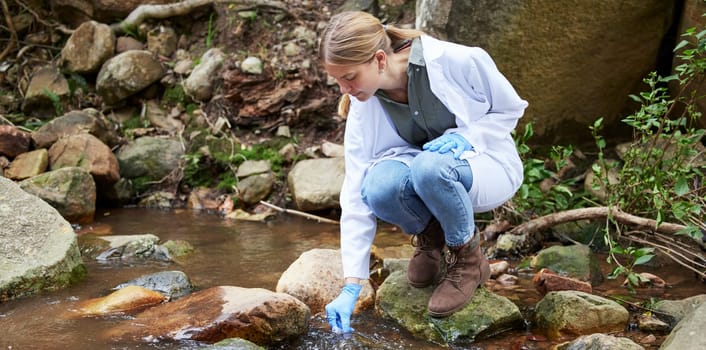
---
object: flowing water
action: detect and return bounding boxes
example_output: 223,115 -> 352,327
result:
0,208 -> 703,350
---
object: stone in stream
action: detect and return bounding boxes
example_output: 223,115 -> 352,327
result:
0,176 -> 86,301
105,286 -> 310,345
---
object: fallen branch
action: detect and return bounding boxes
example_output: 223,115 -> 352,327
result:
110,0 -> 293,34
509,206 -> 686,236
0,0 -> 17,62
259,200 -> 339,225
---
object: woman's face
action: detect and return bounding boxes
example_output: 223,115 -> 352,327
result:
324,54 -> 383,101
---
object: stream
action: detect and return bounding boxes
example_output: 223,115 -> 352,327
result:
0,208 -> 703,349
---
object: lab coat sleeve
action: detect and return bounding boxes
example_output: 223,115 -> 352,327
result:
339,99 -> 377,280
444,47 -> 528,154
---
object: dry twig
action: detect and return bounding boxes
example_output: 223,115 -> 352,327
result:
259,200 -> 339,225
0,0 -> 17,62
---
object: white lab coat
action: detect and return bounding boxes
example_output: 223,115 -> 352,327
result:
339,35 -> 529,280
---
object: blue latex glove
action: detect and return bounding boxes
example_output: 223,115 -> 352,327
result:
422,133 -> 473,159
325,283 -> 362,333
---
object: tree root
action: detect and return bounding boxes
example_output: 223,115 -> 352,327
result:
111,0 -> 294,34
259,200 -> 339,225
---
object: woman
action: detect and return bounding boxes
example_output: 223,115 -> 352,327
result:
320,11 -> 528,333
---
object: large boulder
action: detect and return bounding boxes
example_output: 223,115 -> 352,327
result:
60,20 -> 115,74
416,0 -> 676,143
48,133 -> 120,187
276,248 -> 375,314
376,270 -> 522,344
534,291 -> 629,340
96,50 -> 165,105
32,109 -> 121,149
19,166 -> 96,224
106,286 -> 310,345
660,301 -> 706,350
0,176 -> 86,301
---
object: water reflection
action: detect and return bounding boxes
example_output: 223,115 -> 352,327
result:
0,208 -> 702,349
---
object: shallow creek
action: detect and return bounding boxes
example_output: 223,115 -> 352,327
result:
0,208 -> 702,349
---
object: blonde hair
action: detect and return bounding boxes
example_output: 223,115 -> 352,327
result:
319,11 -> 425,117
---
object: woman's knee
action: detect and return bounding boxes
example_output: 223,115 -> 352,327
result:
410,151 -> 473,191
361,161 -> 408,209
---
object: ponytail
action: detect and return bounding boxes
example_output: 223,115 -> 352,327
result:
338,94 -> 351,119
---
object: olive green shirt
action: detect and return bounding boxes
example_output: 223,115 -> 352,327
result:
375,38 -> 458,147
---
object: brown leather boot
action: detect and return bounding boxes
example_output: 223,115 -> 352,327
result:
427,234 -> 490,317
407,218 -> 446,288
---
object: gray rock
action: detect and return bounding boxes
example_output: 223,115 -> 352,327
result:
660,301 -> 706,350
21,66 -> 70,118
241,56 -> 263,75
114,270 -> 193,300
655,294 -> 706,323
96,50 -> 165,105
287,157 -> 344,211
61,20 -> 115,74
0,176 -> 86,301
532,244 -> 603,285
184,48 -> 225,101
32,109 -> 121,149
534,291 -> 629,340
376,270 -> 522,344
236,160 -> 271,178
556,333 -> 644,350
237,173 -> 274,205
19,167 -> 96,224
116,136 -> 183,181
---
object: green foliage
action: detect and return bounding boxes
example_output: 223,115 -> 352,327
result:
206,12 -> 216,48
591,25 -> 706,288
162,85 -> 188,106
181,136 -> 287,192
42,88 -> 63,116
512,122 -> 589,218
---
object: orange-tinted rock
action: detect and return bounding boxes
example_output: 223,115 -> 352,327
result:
68,285 -> 165,317
533,268 -> 593,295
106,286 -> 310,345
0,125 -> 31,157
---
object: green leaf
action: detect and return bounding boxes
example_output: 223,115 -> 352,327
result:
674,176 -> 690,196
633,254 -> 654,266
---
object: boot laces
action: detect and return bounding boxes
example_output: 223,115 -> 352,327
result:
443,251 -> 462,283
411,234 -> 435,257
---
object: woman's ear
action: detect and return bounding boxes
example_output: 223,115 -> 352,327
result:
374,49 -> 386,71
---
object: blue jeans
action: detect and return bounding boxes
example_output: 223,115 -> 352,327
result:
361,151 -> 474,247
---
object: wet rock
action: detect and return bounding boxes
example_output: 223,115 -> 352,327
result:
138,191 -> 176,208
32,109 -> 121,149
106,286 -> 310,344
495,273 -> 518,286
114,270 -> 193,300
636,313 -> 670,333
116,136 -> 183,183
92,234 -> 162,260
555,333 -> 644,350
531,244 -> 602,285
533,268 -> 593,295
654,294 -> 706,323
19,167 -> 96,224
146,25 -> 177,57
211,338 -> 264,349
237,173 -> 275,205
276,248 -> 374,314
184,48 -> 225,101
0,125 -> 31,157
287,157 -> 344,211
236,160 -> 271,178
60,20 -> 115,74
96,50 -> 165,105
376,270 -> 522,344
68,285 -> 165,317
48,133 -> 120,187
534,291 -> 629,340
490,260 -> 510,278
0,176 -> 86,301
622,272 -> 666,289
21,66 -> 70,119
660,302 -> 706,350
5,149 -> 48,180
